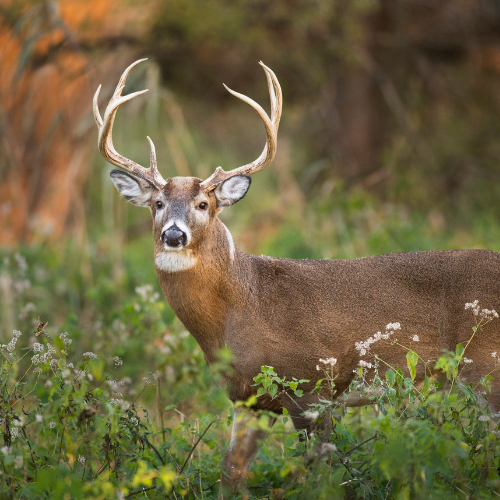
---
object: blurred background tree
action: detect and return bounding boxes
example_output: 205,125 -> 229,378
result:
2,0 -> 500,284
2,0 -> 500,248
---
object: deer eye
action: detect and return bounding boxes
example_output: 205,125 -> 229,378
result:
198,202 -> 208,210
156,201 -> 163,209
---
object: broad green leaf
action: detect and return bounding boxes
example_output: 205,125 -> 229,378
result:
406,350 -> 418,382
385,368 -> 396,388
269,383 -> 278,398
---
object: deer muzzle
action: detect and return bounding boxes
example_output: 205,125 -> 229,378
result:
162,224 -> 187,248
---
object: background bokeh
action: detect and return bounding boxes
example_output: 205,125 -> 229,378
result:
3,0 -> 500,409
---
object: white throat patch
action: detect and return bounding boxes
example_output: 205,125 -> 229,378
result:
155,251 -> 197,272
222,223 -> 235,263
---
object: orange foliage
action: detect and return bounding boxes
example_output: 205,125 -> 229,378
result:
0,0 -> 144,245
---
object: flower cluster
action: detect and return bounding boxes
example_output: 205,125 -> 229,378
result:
113,356 -> 123,366
5,330 -> 22,353
304,411 -> 319,421
142,372 -> 157,385
33,343 -> 44,353
465,300 -> 499,320
59,332 -> 72,346
316,357 -> 337,370
355,322 -> 401,356
358,359 -> 373,369
31,343 -> 56,365
83,352 -> 98,360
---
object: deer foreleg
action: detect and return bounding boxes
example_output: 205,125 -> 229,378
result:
220,408 -> 275,497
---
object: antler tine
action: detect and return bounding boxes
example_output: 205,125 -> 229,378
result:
260,61 -> 282,131
200,62 -> 282,192
93,59 -> 166,189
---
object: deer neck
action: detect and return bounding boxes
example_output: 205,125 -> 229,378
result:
155,218 -> 248,364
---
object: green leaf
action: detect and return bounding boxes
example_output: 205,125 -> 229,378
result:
294,389 -> 303,397
385,368 -> 396,388
455,343 -> 464,361
406,350 -> 418,382
269,384 -> 278,399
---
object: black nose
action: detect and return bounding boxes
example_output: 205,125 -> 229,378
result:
162,224 -> 187,247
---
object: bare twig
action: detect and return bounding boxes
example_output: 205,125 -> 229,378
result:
180,418 -> 215,474
124,486 -> 156,498
345,433 -> 378,455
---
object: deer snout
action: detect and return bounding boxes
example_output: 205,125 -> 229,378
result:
162,224 -> 187,248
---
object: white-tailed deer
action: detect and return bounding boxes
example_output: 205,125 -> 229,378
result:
94,59 -> 500,494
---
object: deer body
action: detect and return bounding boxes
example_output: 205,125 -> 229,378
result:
155,211 -> 500,411
93,60 -> 500,495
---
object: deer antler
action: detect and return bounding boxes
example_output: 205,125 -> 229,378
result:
200,62 -> 282,192
93,58 -> 166,189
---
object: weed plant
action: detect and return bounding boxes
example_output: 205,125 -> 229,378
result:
2,248 -> 500,498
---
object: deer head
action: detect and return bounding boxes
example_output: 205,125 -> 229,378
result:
93,59 -> 281,271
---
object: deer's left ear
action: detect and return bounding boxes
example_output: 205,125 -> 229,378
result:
213,175 -> 251,207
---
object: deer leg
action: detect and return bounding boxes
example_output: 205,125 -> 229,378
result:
220,408 -> 275,498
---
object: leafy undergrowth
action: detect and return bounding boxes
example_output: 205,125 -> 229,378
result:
2,251 -> 500,499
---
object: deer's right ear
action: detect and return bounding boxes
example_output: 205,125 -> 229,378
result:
110,170 -> 156,207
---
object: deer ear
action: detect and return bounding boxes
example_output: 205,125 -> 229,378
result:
214,175 -> 251,207
110,170 -> 157,207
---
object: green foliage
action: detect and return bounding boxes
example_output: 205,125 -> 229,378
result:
253,312 -> 500,499
2,250 -> 500,498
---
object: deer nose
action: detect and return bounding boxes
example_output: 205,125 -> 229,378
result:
162,224 -> 187,248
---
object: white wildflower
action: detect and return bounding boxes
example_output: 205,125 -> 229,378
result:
67,363 -> 74,369
35,414 -> 43,423
11,427 -> 19,439
14,456 -> 23,469
1,446 -> 11,456
320,442 -> 337,454
130,417 -> 139,426
49,422 -> 56,429
33,343 -> 44,353
83,352 -> 98,360
135,284 -> 153,301
63,338 -> 72,346
411,335 -> 420,342
121,401 -> 131,411
78,455 -> 86,466
478,415 -> 490,422
50,358 -> 58,368
31,354 -> 40,365
304,411 -> 319,421
463,358 -> 473,364
44,380 -> 52,388
61,369 -> 71,379
6,337 -> 18,353
113,356 -> 123,366
13,330 -> 22,338
358,360 -> 373,369
316,365 -> 320,371
59,332 -> 68,339
386,322 -> 401,331
13,416 -> 24,426
319,357 -> 337,367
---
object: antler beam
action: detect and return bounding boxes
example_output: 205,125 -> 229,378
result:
200,62 -> 282,192
93,59 -> 166,189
